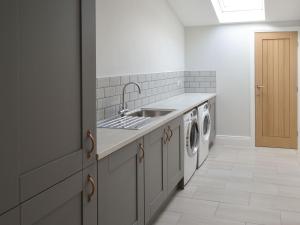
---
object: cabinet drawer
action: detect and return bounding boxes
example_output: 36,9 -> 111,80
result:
20,150 -> 82,202
21,171 -> 83,225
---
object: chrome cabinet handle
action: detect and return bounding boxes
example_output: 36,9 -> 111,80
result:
87,130 -> 95,159
87,175 -> 96,202
138,143 -> 144,163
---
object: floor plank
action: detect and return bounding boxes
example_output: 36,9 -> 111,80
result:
152,145 -> 300,225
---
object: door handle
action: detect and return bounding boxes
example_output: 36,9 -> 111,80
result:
87,175 -> 96,202
256,84 -> 264,89
86,129 -> 95,159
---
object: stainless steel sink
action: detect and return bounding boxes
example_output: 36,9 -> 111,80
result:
127,108 -> 175,118
97,116 -> 152,130
97,108 -> 175,130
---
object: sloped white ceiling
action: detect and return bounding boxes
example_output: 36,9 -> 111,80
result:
168,0 -> 300,26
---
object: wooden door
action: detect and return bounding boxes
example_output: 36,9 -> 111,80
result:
144,127 -> 168,224
98,139 -> 144,225
255,32 -> 298,149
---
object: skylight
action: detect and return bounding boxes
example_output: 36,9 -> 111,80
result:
211,0 -> 266,23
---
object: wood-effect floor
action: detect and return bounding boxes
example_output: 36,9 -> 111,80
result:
153,145 -> 300,225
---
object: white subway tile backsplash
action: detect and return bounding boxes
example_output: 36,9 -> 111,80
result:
184,71 -> 216,94
109,76 -> 121,86
96,71 -> 215,121
121,76 -> 130,85
99,78 -> 109,88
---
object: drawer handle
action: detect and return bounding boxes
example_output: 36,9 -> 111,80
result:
138,144 -> 144,163
87,175 -> 96,202
163,129 -> 169,144
168,126 -> 173,141
87,129 -> 95,159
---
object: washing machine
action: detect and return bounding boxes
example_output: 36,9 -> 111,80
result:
183,109 -> 200,185
197,102 -> 211,168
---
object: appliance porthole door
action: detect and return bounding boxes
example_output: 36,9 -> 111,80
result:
202,111 -> 211,141
187,120 -> 199,156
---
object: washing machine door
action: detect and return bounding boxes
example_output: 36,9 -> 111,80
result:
201,110 -> 211,142
186,119 -> 200,156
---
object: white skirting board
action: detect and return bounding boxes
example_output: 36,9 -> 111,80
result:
215,135 -> 251,148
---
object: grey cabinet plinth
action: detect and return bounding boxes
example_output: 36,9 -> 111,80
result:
98,138 -> 145,225
144,116 -> 184,224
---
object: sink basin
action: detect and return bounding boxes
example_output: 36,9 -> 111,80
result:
97,108 -> 176,130
97,115 -> 152,130
127,108 -> 175,118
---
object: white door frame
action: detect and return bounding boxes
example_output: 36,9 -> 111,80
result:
249,27 -> 300,149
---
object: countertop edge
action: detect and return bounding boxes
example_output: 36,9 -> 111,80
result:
96,93 -> 216,160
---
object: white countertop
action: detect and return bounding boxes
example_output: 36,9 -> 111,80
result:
96,93 -> 216,160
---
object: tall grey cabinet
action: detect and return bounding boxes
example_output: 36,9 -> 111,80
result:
0,0 -> 96,224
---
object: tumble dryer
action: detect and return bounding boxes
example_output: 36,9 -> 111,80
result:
197,102 -> 211,168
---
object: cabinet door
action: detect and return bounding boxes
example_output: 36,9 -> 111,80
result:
144,127 -> 167,224
16,0 -> 96,202
98,139 -> 144,225
20,165 -> 97,225
0,207 -> 20,225
83,164 -> 98,225
0,0 -> 20,214
166,117 -> 184,193
1,0 -> 95,213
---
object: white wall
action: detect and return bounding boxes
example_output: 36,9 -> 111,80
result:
96,0 -> 185,77
185,22 -> 300,143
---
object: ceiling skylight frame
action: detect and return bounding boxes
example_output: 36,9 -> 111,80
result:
211,0 -> 266,23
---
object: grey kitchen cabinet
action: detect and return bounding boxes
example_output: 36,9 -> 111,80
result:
144,117 -> 183,224
166,117 -> 184,194
20,164 -> 97,225
98,138 -> 144,225
0,0 -> 96,213
209,97 -> 216,147
144,126 -> 167,224
0,207 -> 20,225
